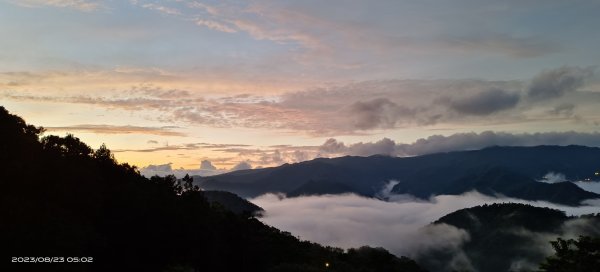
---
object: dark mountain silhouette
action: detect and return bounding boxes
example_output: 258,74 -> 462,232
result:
418,203 -> 600,272
202,190 -> 264,215
287,180 -> 358,197
0,106 -> 425,272
197,147 -> 600,205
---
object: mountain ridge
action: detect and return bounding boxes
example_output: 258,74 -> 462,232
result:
0,106 -> 427,272
197,145 -> 600,205
419,203 -> 600,272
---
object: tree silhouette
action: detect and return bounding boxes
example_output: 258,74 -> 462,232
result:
41,134 -> 93,157
93,143 -> 116,162
0,106 -> 426,272
539,236 -> 600,272
182,173 -> 197,192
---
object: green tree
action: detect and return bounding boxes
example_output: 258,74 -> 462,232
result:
539,235 -> 600,272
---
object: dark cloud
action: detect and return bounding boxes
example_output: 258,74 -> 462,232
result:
349,138 -> 397,156
527,66 -> 595,102
348,98 -> 416,130
319,138 -> 396,157
447,88 -> 520,115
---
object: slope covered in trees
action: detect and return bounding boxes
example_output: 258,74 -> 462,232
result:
419,203 -> 600,272
202,190 -> 264,215
0,106 -> 425,272
539,235 -> 600,272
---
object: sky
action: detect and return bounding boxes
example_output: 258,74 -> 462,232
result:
2,0 -> 600,175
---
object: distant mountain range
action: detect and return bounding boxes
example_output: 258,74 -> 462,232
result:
419,203 -> 600,272
196,145 -> 600,205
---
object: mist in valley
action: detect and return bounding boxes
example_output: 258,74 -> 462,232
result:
251,181 -> 600,271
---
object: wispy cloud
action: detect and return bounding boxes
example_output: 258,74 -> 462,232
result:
114,142 -> 251,153
195,19 -> 236,33
0,68 -> 180,91
439,33 -> 561,58
175,1 -> 562,67
9,0 -> 102,11
527,66 -> 596,102
140,3 -> 181,15
2,66 -> 598,135
45,124 -> 186,136
231,18 -> 323,50
187,1 -> 219,16
114,143 -> 203,153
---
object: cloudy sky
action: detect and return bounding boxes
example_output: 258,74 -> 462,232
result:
2,0 -> 600,174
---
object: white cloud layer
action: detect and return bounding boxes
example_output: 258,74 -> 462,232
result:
574,181 -> 600,194
131,130 -> 600,173
319,131 -> 600,157
250,190 -> 600,261
140,161 -> 227,178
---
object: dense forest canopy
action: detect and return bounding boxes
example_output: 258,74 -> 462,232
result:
420,203 -> 600,272
0,106 -> 425,271
2,106 -> 599,272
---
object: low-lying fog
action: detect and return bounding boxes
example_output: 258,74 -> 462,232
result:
250,179 -> 600,270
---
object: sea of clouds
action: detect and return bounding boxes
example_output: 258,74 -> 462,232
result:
250,179 -> 600,271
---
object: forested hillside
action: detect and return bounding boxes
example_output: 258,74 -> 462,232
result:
0,106 -> 425,272
419,203 -> 600,272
